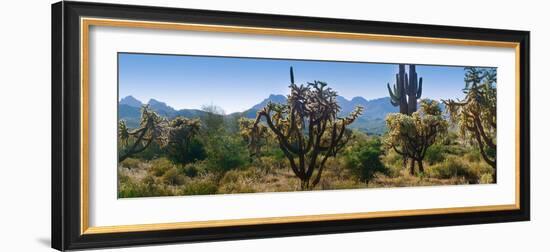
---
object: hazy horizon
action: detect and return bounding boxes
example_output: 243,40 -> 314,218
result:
119,53 -> 495,113
119,93 -> 394,112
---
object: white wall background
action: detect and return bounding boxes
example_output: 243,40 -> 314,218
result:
0,0 -> 546,251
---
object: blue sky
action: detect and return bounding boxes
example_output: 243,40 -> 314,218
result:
119,53 -> 495,113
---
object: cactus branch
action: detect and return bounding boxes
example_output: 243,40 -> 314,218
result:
417,77 -> 423,99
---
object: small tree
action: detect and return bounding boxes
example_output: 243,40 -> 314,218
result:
443,67 -> 497,181
254,67 -> 363,190
200,104 -> 226,134
118,105 -> 167,162
165,117 -> 205,164
385,99 -> 447,175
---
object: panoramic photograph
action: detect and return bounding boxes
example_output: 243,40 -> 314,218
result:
117,53 -> 497,198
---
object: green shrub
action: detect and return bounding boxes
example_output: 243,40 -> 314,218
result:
205,135 -> 249,173
383,149 -> 404,177
183,180 -> 218,195
133,142 -> 163,160
120,158 -> 141,169
262,147 -> 287,169
162,167 -> 186,185
177,162 -> 206,178
442,131 -> 459,145
480,173 -> 494,184
426,156 -> 479,183
424,144 -> 445,165
217,169 -> 262,193
118,172 -> 131,184
443,145 -> 467,155
344,139 -> 387,183
149,158 -> 174,177
166,138 -> 207,165
118,175 -> 173,198
464,149 -> 482,162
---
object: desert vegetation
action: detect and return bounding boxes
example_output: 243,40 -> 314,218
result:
118,65 -> 496,198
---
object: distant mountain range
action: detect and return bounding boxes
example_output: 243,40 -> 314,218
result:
119,95 -> 404,135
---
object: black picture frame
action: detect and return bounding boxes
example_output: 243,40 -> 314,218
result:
52,1 -> 530,251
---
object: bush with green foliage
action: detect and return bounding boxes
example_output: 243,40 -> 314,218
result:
161,167 -> 186,186
120,157 -> 141,169
177,162 -> 207,178
465,149 -> 482,162
200,104 -> 226,134
426,156 -> 479,183
218,169 -> 261,193
118,174 -> 173,198
149,157 -> 174,177
132,142 -> 163,160
164,117 -> 206,165
424,144 -> 445,165
205,135 -> 249,174
344,139 -> 387,183
167,138 -> 206,165
183,180 -> 218,195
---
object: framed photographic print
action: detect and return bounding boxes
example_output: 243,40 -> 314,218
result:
51,1 -> 530,250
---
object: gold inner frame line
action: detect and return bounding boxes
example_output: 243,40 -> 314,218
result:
80,17 -> 521,235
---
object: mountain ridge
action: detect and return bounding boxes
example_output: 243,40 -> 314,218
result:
118,95 -> 409,134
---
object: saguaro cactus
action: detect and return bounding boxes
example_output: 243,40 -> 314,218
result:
387,64 -> 423,115
387,64 -> 408,114
407,65 -> 423,114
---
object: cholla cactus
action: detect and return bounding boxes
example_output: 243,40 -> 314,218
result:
164,117 -> 203,164
238,117 -> 271,159
255,67 -> 363,190
385,99 -> 447,175
443,67 -> 496,181
118,105 -> 167,162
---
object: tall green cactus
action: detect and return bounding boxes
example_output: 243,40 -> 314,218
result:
387,64 -> 423,115
407,65 -> 423,114
387,64 -> 408,114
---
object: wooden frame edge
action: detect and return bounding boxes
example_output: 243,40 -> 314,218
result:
78,17 -> 523,235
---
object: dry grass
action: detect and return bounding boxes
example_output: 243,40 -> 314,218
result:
118,150 -> 494,198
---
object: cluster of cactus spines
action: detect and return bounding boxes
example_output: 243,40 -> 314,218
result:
387,64 -> 423,115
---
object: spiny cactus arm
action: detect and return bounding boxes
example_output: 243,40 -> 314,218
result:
404,73 -> 409,91
256,105 -> 305,178
387,82 -> 400,106
311,150 -> 331,187
279,140 -> 304,178
255,105 -> 300,155
308,106 -> 361,183
469,121 -> 496,168
473,113 -> 496,150
118,126 -> 153,162
311,118 -> 351,187
118,120 -> 130,146
416,77 -> 423,99
303,112 -> 318,153
290,66 -> 295,84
